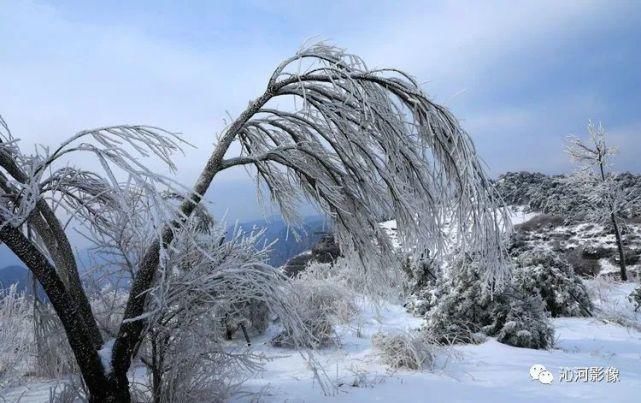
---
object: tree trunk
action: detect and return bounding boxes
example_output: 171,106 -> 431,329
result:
89,377 -> 131,403
0,224 -> 122,400
111,88 -> 276,377
611,213 -> 627,281
151,333 -> 163,403
598,155 -> 627,281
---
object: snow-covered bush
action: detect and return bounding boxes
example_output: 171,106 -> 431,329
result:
272,262 -> 357,349
0,285 -> 32,393
424,257 -> 495,345
424,256 -> 554,349
134,218 -> 315,402
405,285 -> 440,318
33,307 -> 78,378
403,254 -> 442,316
512,248 -> 593,317
629,287 -> 641,312
485,292 -> 554,349
144,318 -> 263,403
372,331 -> 436,370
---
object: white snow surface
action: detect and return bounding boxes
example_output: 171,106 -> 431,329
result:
508,205 -> 540,226
6,292 -> 641,402
232,289 -> 641,402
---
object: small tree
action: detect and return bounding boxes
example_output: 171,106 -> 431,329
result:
566,121 -> 628,281
0,44 -> 506,401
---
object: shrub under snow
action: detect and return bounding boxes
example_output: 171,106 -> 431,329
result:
372,331 -> 436,370
512,248 -> 593,317
403,255 -> 442,316
629,287 -> 641,312
424,256 -> 554,349
271,262 -> 357,349
486,292 -> 555,349
424,259 -> 492,345
0,285 -> 32,393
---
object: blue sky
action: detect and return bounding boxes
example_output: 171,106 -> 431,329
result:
1,0 -> 640,221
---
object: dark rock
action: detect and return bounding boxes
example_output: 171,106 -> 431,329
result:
311,234 -> 341,263
282,233 -> 341,278
282,252 -> 314,278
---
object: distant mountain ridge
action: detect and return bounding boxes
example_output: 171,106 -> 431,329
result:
235,215 -> 330,267
0,214 -> 329,292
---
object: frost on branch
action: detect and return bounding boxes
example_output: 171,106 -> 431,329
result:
0,285 -> 32,393
0,116 -> 186,230
129,212 -> 320,401
0,113 -> 189,295
0,43 -> 509,400
226,44 -> 508,286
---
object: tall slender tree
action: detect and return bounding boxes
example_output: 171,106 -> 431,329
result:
566,121 -> 628,281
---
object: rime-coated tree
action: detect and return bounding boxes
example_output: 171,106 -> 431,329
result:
425,255 -> 554,350
0,44 -> 506,401
565,121 -> 628,281
512,247 -> 592,317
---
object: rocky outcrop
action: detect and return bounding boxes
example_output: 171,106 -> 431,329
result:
282,233 -> 341,277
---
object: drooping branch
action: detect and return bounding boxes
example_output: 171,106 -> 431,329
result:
1,44 -> 508,401
112,44 -> 507,378
0,132 -> 104,347
0,116 -> 192,389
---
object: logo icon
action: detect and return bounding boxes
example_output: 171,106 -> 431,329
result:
530,364 -> 553,384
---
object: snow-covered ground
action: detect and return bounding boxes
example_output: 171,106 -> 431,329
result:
4,206 -> 641,402
6,286 -> 641,402
231,282 -> 641,403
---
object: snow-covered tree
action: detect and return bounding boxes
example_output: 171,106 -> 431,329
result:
139,219 -> 308,402
565,121 -> 629,280
0,44 -> 506,401
512,248 -> 592,317
425,255 -> 554,349
488,291 -> 554,349
0,285 -> 32,394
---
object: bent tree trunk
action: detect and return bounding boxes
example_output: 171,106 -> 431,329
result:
0,225 -> 129,400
